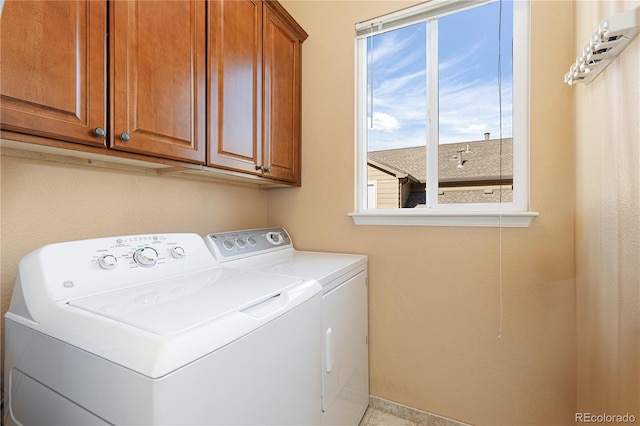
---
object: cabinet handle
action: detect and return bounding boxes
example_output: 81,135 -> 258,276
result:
255,164 -> 265,172
92,127 -> 106,137
119,132 -> 131,142
265,167 -> 272,174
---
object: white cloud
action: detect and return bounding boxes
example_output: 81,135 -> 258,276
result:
370,112 -> 400,132
370,69 -> 427,124
438,78 -> 513,143
439,40 -> 486,72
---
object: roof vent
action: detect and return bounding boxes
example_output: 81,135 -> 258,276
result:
456,149 -> 466,168
484,132 -> 490,140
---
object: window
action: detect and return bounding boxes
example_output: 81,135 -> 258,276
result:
350,0 -> 537,227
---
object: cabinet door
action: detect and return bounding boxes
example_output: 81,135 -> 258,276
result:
111,0 -> 206,164
0,0 -> 106,146
208,0 -> 262,175
262,3 -> 304,184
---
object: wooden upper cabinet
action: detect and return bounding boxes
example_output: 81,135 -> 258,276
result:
1,0 -> 305,183
208,0 -> 263,175
208,0 -> 307,185
0,0 -> 107,147
110,0 -> 206,164
262,1 -> 307,184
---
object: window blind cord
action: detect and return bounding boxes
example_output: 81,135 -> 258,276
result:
369,25 -> 375,129
497,0 -> 504,340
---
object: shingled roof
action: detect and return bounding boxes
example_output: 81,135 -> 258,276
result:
368,137 -> 513,184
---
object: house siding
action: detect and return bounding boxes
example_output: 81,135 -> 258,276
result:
367,165 -> 400,209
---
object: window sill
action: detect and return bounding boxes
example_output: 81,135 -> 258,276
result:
348,210 -> 538,227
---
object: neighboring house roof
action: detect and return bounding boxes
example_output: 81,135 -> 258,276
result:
367,158 -> 421,183
439,138 -> 513,183
368,137 -> 513,184
368,146 -> 426,182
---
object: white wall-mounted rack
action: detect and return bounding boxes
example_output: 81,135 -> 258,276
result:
565,4 -> 640,85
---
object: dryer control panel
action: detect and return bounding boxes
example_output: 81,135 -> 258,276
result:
206,227 -> 292,262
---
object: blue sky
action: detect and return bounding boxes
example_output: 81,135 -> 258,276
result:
367,0 -> 513,151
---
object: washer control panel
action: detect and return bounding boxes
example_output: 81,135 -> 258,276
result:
206,227 -> 292,262
91,235 -> 185,270
26,233 -> 219,302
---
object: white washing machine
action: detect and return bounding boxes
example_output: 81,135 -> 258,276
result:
205,227 -> 369,426
3,233 -> 322,425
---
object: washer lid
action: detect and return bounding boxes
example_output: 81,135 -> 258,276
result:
68,268 -> 303,335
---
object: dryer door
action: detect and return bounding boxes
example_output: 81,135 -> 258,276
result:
321,270 -> 369,424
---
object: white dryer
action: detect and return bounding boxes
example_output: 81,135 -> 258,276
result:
205,227 -> 369,426
4,233 -> 322,425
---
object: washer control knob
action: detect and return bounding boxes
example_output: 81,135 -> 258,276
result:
247,236 -> 257,246
171,246 -> 186,258
222,240 -> 235,250
236,238 -> 247,248
133,247 -> 158,267
266,231 -> 284,245
98,254 -> 118,270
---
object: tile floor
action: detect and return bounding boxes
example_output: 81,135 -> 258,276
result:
359,407 -> 420,426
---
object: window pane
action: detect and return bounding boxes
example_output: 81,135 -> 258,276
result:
437,1 -> 513,204
366,23 -> 427,209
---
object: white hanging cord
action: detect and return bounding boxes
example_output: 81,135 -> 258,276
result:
368,25 -> 375,129
497,0 -> 504,340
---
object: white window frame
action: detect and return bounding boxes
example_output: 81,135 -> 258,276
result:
367,180 -> 378,208
350,0 -> 538,227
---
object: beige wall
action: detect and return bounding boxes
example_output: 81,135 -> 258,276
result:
0,154 -> 268,365
272,1 -> 576,425
574,0 -> 640,418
